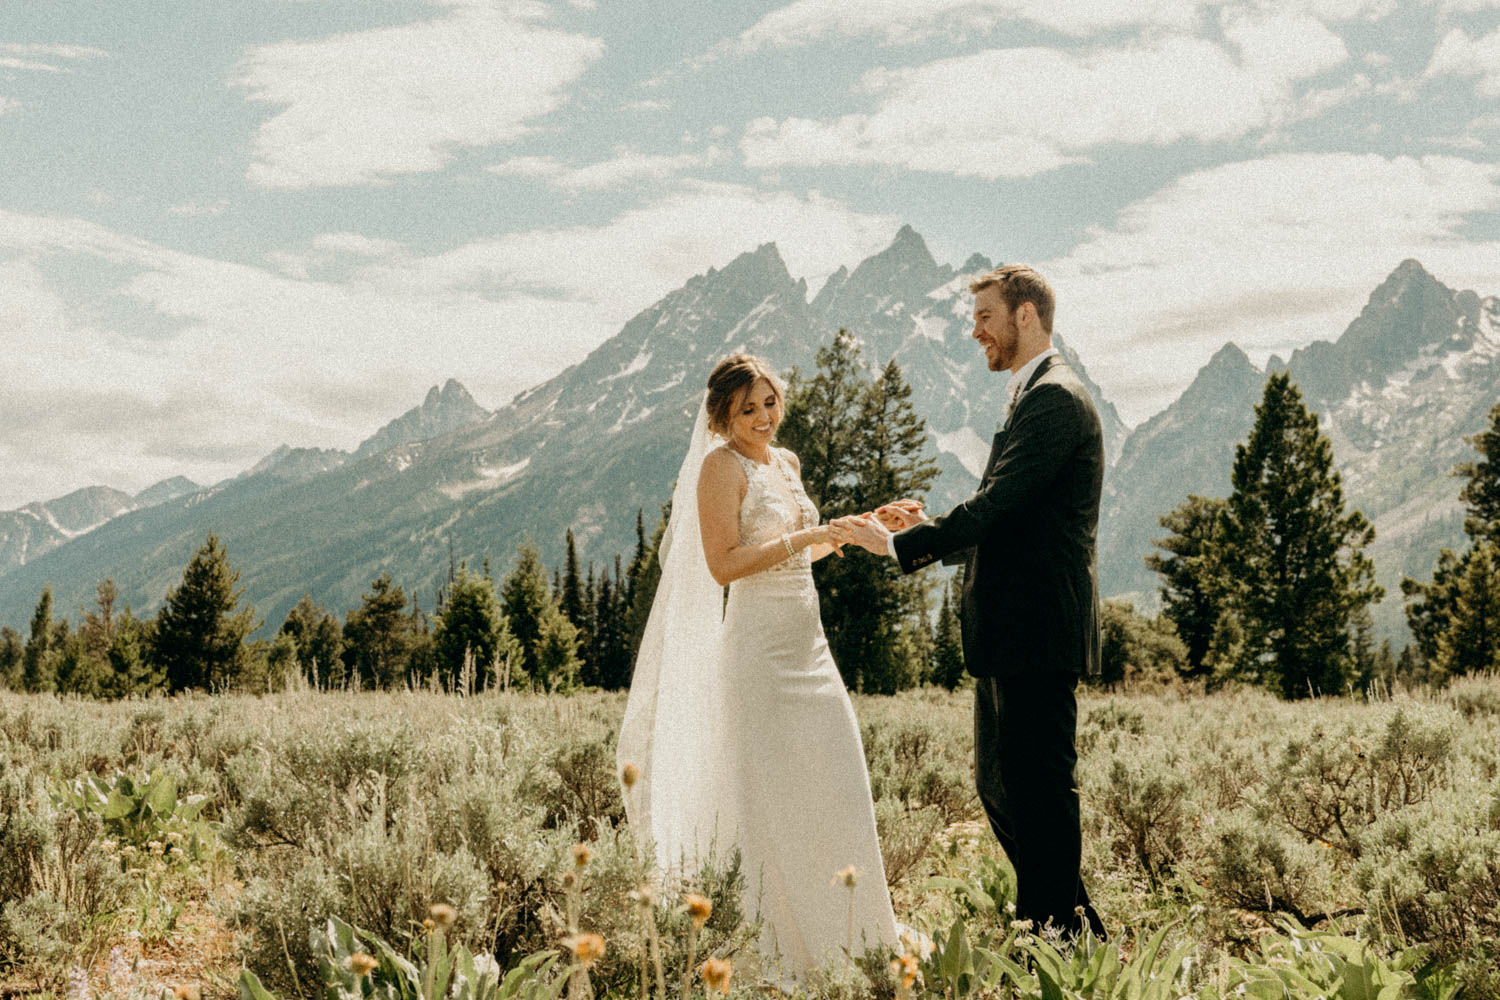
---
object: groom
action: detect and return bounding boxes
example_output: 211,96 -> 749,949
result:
835,263 -> 1107,940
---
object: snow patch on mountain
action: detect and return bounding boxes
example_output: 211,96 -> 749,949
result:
934,427 -> 991,479
915,315 -> 948,343
603,349 -> 651,382
440,456 -> 531,500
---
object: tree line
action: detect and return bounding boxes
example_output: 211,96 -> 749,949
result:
4,334 -> 1497,702
0,529 -> 644,698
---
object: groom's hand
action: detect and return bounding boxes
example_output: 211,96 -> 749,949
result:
873,499 -> 926,531
831,514 -> 894,556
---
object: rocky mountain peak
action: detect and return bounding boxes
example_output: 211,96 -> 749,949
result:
247,445 -> 349,481
424,378 -> 479,410
960,253 -> 995,275
1288,258 -> 1473,405
354,380 -> 490,461
1204,341 -> 1256,377
812,225 -> 951,324
134,476 -> 200,508
715,241 -> 795,291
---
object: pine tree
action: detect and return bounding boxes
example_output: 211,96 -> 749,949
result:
279,594 -> 345,688
1097,600 -> 1189,689
152,534 -> 261,693
623,504 -> 668,669
1216,374 -> 1382,698
1402,548 -> 1463,666
931,577 -> 965,690
560,531 -> 586,627
626,509 -> 648,607
1457,401 -> 1500,545
433,565 -> 506,688
577,561 -> 600,687
23,587 -> 57,693
779,336 -> 938,693
0,626 -> 22,690
100,609 -> 160,698
56,625 -> 109,698
51,579 -> 119,697
1433,540 -> 1500,677
342,573 -> 414,689
502,542 -> 579,687
1403,403 -> 1500,675
533,604 -> 582,692
81,579 -> 118,658
407,596 -> 439,687
596,556 -> 632,689
778,330 -> 865,512
1146,495 -> 1230,677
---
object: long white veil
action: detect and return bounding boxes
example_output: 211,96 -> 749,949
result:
617,395 -> 730,876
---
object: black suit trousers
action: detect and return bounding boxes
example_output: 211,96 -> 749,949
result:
974,672 -> 1105,939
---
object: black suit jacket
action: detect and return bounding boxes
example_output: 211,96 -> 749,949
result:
893,355 -> 1103,678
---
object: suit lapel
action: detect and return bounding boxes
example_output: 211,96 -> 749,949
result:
1000,354 -> 1060,435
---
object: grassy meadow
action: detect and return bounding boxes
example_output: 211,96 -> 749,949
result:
2,677 -> 1499,999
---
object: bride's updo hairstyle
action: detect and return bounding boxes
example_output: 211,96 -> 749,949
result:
705,353 -> 784,438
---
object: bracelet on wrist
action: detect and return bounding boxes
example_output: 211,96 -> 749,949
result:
781,533 -> 796,558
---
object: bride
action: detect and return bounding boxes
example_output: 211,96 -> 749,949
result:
617,353 -> 900,984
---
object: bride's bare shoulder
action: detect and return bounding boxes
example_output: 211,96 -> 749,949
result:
699,445 -> 746,489
777,446 -> 803,474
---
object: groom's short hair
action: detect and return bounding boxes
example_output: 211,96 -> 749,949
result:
970,264 -> 1055,334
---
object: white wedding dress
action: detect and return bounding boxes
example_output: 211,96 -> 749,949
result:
617,400 -> 899,986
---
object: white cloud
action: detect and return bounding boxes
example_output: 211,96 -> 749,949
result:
233,3 -> 603,189
488,146 -> 727,192
367,181 -> 900,326
166,199 -> 230,217
0,184 -> 895,505
716,0 -> 1194,55
1040,153 -> 1500,423
0,42 -> 107,71
0,96 -> 18,115
0,210 -> 592,504
1426,26 -> 1500,97
310,233 -> 405,257
742,28 -> 1350,179
709,0 -> 1383,57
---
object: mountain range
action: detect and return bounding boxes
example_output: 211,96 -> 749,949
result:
0,231 -> 1493,648
0,478 -> 198,580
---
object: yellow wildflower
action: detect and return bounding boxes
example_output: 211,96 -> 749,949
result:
700,957 -> 732,994
684,893 -> 712,929
562,932 -> 606,967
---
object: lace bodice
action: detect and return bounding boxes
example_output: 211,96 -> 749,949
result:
726,446 -> 820,574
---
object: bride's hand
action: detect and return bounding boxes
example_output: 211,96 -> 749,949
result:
806,523 -> 845,558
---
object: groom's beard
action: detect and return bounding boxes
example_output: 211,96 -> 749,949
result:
988,315 -> 1021,371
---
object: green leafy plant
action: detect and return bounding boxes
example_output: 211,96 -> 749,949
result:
238,915 -> 572,1000
50,767 -> 214,859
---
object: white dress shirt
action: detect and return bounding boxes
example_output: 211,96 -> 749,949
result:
1002,346 -> 1059,427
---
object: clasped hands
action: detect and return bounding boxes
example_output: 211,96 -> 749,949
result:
823,499 -> 926,557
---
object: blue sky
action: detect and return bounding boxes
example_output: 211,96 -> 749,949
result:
3,0 -> 1500,508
